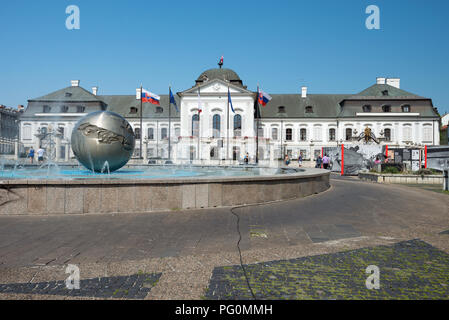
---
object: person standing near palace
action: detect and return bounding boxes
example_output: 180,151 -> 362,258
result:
28,147 -> 35,164
298,154 -> 303,167
322,154 -> 330,169
37,147 -> 45,164
315,155 -> 322,168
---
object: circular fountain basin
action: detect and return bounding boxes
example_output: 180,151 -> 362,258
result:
0,165 -> 330,216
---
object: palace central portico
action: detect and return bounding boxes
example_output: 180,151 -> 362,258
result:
18,67 -> 440,165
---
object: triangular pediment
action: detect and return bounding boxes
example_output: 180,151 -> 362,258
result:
180,79 -> 253,95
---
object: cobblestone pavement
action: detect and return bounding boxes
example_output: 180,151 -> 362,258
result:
0,272 -> 161,299
205,239 -> 449,300
0,177 -> 448,299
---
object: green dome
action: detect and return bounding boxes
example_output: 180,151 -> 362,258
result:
197,68 -> 241,83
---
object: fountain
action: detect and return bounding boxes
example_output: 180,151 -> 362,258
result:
0,112 -> 330,215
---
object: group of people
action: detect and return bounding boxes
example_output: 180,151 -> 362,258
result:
283,153 -> 331,169
27,146 -> 45,164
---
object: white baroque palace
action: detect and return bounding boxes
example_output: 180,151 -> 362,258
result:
19,69 -> 440,165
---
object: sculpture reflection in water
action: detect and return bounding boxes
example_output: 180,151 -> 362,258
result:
71,111 -> 135,173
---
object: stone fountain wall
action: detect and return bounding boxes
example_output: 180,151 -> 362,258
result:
0,169 -> 330,216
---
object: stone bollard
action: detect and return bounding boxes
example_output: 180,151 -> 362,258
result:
444,169 -> 449,191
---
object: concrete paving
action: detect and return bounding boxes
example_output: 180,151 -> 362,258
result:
0,175 -> 448,299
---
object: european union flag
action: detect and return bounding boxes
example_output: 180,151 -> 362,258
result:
169,88 -> 179,112
228,87 -> 235,113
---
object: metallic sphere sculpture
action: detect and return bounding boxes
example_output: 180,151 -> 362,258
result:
71,111 -> 135,173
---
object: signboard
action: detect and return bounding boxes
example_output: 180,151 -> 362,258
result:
403,149 -> 411,161
411,149 -> 420,161
394,150 -> 403,164
412,161 -> 420,172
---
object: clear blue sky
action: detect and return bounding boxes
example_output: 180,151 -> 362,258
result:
1,0 -> 448,114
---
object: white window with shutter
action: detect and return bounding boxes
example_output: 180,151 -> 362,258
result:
402,125 -> 412,142
422,125 -> 432,142
313,126 -> 322,141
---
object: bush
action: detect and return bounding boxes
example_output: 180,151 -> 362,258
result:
382,166 -> 400,174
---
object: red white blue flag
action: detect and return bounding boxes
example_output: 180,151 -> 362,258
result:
258,88 -> 272,107
141,89 -> 160,105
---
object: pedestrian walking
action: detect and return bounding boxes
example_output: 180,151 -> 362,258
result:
315,155 -> 322,168
37,147 -> 45,164
322,154 -> 330,169
298,154 -> 303,167
28,147 -> 35,164
284,154 -> 290,166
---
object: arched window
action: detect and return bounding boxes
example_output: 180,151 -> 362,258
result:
175,127 -> 180,138
402,105 -> 411,112
233,114 -> 242,137
382,105 -> 391,112
130,107 -> 138,114
147,128 -> 154,140
192,114 -> 199,137
23,124 -> 32,140
161,128 -> 168,139
422,125 -> 432,142
329,128 -> 336,141
362,105 -> 371,112
384,128 -> 391,141
305,106 -> 313,113
213,114 -> 221,138
134,128 -> 141,139
272,127 -> 278,140
286,128 -> 293,141
403,125 -> 412,142
300,128 -> 307,141
345,128 -> 352,141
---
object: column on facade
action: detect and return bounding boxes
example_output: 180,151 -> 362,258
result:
65,143 -> 69,161
55,137 -> 61,161
143,141 -> 148,161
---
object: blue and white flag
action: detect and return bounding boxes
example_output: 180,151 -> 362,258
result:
228,87 -> 235,113
169,88 -> 179,112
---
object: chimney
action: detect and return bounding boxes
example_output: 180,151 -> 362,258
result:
92,86 -> 98,96
301,86 -> 307,98
376,77 -> 386,85
71,80 -> 80,87
136,88 -> 142,100
386,78 -> 400,89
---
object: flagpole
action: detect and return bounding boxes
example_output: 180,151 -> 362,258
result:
168,86 -> 171,161
197,87 -> 201,162
255,85 -> 260,164
227,85 -> 230,162
140,84 -> 143,160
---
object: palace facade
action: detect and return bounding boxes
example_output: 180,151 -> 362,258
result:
18,68 -> 440,165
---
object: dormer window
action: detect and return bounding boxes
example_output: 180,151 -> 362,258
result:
362,105 -> 371,112
43,105 -> 51,113
382,90 -> 389,96
60,105 -> 69,113
278,106 -> 285,113
155,107 -> 163,113
382,105 -> 391,112
65,92 -> 72,97
130,107 -> 138,114
305,106 -> 313,113
402,105 -> 411,112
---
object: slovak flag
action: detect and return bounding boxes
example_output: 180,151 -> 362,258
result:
141,89 -> 160,105
258,88 -> 272,107
219,56 -> 223,65
197,88 -> 202,113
